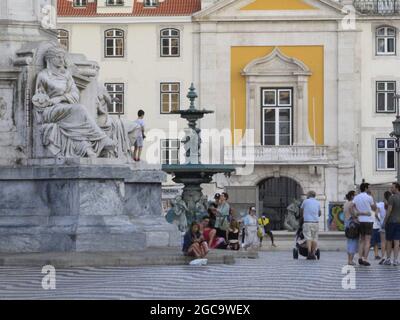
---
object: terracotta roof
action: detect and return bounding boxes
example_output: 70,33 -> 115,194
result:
57,0 -> 202,17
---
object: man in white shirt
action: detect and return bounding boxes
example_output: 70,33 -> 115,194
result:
300,191 -> 321,260
352,183 -> 377,266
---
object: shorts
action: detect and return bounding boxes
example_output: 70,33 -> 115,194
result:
371,229 -> 381,246
359,222 -> 373,236
385,223 -> 400,241
134,135 -> 144,148
303,222 -> 319,241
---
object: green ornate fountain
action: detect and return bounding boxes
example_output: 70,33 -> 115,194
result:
163,84 -> 236,230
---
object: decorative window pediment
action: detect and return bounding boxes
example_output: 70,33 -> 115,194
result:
242,47 -> 312,77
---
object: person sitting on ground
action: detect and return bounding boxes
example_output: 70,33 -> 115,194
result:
207,204 -> 217,228
182,222 -> 208,258
200,216 -> 226,249
227,220 -> 240,250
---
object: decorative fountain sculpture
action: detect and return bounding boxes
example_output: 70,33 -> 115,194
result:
163,84 -> 236,231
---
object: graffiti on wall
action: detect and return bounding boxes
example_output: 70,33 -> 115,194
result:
328,202 -> 345,231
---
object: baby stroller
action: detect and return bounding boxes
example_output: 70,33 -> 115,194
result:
293,226 -> 320,260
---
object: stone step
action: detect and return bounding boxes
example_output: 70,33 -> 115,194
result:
0,248 -> 258,267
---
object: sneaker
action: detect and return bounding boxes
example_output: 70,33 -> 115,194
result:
375,256 -> 381,260
363,260 -> 371,266
393,260 -> 399,266
272,243 -> 277,247
383,259 -> 392,266
379,258 -> 386,265
358,258 -> 364,266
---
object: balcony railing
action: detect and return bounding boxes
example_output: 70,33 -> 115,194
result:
224,145 -> 329,165
353,0 -> 400,15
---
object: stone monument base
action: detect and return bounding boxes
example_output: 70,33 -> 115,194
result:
0,160 -> 180,253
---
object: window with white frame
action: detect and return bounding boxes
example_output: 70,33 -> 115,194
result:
160,83 -> 180,113
160,28 -> 180,57
376,81 -> 396,113
105,83 -> 124,114
57,29 -> 69,51
377,138 -> 395,170
73,0 -> 87,7
104,29 -> 124,58
262,88 -> 292,146
161,139 -> 180,164
106,0 -> 124,5
376,26 -> 396,55
144,0 -> 158,6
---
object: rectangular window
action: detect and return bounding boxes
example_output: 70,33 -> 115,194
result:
377,138 -> 396,171
106,0 -> 124,5
73,0 -> 87,7
144,0 -> 158,7
105,83 -> 124,114
376,81 -> 396,113
160,83 -> 180,113
261,88 -> 293,146
161,139 -> 180,164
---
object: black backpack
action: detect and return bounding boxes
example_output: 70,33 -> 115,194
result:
345,219 -> 360,239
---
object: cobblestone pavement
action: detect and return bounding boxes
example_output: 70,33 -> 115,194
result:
0,251 -> 399,300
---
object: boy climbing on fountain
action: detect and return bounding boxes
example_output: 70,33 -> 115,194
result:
132,109 -> 145,162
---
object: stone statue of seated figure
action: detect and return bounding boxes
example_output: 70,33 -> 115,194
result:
32,46 -> 115,158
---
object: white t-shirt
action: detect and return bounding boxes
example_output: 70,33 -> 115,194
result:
353,192 -> 374,223
376,202 -> 386,229
301,198 -> 320,222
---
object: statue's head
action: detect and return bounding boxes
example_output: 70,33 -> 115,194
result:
44,46 -> 66,68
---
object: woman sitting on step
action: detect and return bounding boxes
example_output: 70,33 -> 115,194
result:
182,222 -> 209,258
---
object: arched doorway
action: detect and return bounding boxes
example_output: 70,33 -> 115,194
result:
258,177 -> 303,230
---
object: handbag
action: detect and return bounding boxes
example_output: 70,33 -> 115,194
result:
345,218 -> 360,239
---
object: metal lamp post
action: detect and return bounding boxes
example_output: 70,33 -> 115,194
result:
390,94 -> 400,183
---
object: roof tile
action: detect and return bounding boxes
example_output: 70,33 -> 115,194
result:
57,0 -> 202,17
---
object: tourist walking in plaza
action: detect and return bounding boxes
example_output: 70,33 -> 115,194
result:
258,213 -> 276,248
182,222 -> 208,258
378,191 -> 391,265
352,182 -> 377,266
300,191 -> 321,260
344,191 -> 358,266
243,207 -> 259,250
383,183 -> 400,266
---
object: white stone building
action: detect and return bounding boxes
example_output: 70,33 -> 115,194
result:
57,0 -> 400,230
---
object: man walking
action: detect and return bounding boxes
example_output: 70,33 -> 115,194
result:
352,182 -> 377,266
383,183 -> 400,266
300,191 -> 321,260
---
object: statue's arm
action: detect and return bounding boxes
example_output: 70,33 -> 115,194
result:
35,73 -> 46,95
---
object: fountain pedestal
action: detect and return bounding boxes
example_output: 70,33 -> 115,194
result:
163,85 -> 235,229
